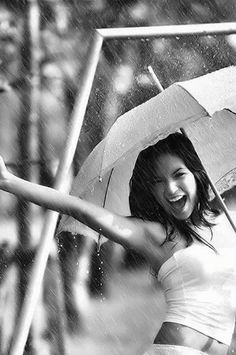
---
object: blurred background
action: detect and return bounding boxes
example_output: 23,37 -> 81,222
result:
0,0 -> 236,354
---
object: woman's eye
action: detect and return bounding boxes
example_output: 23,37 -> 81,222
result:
175,172 -> 185,178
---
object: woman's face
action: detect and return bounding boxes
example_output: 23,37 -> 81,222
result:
151,153 -> 197,220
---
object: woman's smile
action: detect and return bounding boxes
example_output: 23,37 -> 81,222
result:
168,195 -> 187,211
151,153 -> 197,220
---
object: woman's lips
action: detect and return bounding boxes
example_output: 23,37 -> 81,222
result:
168,195 -> 187,211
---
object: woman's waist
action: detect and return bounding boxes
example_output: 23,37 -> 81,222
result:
163,301 -> 234,344
154,322 -> 228,355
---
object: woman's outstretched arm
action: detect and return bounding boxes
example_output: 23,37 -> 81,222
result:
0,157 -> 165,252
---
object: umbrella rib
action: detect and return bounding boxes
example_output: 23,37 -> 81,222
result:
97,168 -> 114,250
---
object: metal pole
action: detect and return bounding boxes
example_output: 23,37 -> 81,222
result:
9,32 -> 104,355
97,22 -> 236,39
13,0 -> 41,353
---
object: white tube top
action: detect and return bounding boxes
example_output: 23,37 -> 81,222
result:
158,241 -> 236,345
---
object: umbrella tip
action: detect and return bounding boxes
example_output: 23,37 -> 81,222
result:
97,236 -> 102,252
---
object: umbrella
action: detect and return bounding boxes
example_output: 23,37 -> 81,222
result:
57,66 -> 236,243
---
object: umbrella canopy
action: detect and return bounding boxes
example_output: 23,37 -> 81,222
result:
57,66 -> 236,242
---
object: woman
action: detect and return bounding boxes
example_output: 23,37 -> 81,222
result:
0,133 -> 236,355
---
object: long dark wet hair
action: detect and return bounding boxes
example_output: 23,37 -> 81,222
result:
129,132 -> 220,251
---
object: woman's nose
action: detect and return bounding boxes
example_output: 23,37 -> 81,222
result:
165,180 -> 178,195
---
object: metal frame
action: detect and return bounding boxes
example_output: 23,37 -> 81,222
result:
10,22 -> 236,355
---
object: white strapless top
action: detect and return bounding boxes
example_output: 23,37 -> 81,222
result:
158,239 -> 236,345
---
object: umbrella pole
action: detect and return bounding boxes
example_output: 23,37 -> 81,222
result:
147,66 -> 164,92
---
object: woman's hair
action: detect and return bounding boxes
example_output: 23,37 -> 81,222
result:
129,132 -> 220,250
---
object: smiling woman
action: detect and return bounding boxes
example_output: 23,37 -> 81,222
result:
150,153 -> 197,221
129,133 -> 220,252
0,132 -> 235,355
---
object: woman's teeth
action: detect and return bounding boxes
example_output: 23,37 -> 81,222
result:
169,196 -> 186,209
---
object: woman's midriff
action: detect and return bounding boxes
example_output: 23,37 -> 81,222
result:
154,322 -> 228,355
